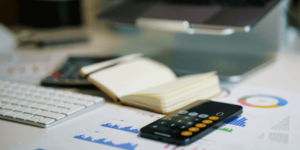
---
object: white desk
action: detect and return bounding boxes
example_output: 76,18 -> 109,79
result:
1,25 -> 300,150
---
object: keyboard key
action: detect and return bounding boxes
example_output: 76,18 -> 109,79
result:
61,105 -> 84,115
6,112 -> 23,118
20,102 -> 36,107
51,107 -> 68,113
0,103 -> 10,108
73,100 -> 94,106
37,118 -> 55,125
24,109 -> 41,115
16,114 -> 33,120
31,104 -> 47,109
60,98 -> 77,104
4,105 -> 20,111
41,105 -> 57,111
36,111 -> 66,120
46,101 -> 61,106
56,102 -> 73,108
0,109 -> 12,116
27,116 -> 44,122
86,97 -> 104,103
14,106 -> 30,112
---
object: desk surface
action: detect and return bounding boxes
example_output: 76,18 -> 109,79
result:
1,25 -> 300,150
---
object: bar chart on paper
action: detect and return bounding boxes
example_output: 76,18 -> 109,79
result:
72,109 -> 164,150
74,134 -> 138,150
100,122 -> 140,134
226,116 -> 247,127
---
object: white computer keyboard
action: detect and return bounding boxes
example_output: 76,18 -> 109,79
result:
0,80 -> 105,128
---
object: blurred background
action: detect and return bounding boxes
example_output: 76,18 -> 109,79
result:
0,0 -> 299,85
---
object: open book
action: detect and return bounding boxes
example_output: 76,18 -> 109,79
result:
79,53 -> 221,114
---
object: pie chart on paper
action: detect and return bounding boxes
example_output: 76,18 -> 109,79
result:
238,95 -> 287,108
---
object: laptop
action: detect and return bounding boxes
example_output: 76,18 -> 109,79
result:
98,0 -> 280,32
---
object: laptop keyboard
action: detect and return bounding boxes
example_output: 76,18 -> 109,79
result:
0,80 -> 105,128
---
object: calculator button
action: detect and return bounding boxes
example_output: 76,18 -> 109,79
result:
194,118 -> 202,122
170,129 -> 181,134
188,127 -> 200,132
209,116 -> 219,120
178,110 -> 188,114
198,114 -> 209,118
178,125 -> 188,130
195,123 -> 207,128
181,131 -> 193,136
150,124 -> 158,129
216,112 -> 224,116
175,119 -> 184,123
182,116 -> 192,120
150,125 -> 171,131
166,118 -> 174,121
167,123 -> 178,127
188,112 -> 198,116
185,121 -> 194,126
157,120 -> 168,125
202,120 -> 213,124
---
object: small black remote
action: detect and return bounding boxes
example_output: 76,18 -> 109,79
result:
140,100 -> 243,145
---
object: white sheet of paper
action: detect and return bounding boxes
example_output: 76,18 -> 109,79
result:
0,53 -> 65,85
8,107 -> 289,150
212,84 -> 300,138
259,109 -> 300,149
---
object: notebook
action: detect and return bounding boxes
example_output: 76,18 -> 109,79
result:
79,53 -> 221,114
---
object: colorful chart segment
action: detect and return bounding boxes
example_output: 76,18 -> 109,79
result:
238,95 -> 287,108
74,134 -> 138,150
100,123 -> 140,134
218,127 -> 233,132
226,116 -> 247,127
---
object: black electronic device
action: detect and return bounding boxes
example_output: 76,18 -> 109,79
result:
98,0 -> 279,29
140,100 -> 242,145
41,56 -> 117,88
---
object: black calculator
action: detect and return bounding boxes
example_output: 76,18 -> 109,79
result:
140,100 -> 243,145
41,56 -> 117,88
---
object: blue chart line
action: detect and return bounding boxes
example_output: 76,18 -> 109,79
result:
74,134 -> 138,150
101,123 -> 140,134
226,117 -> 247,127
35,149 -> 45,150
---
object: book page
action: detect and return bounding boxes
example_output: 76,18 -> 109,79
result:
130,72 -> 216,95
88,57 -> 176,98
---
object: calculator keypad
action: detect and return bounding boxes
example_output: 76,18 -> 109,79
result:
150,110 -> 225,137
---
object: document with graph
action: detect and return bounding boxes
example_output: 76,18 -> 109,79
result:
8,101 -> 291,150
212,84 -> 300,138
